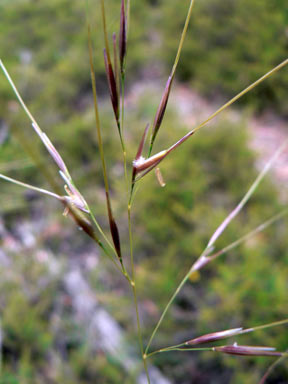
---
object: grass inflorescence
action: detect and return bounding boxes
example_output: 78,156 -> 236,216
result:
0,1 -> 288,383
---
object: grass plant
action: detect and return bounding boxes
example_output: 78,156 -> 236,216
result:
0,1 -> 288,382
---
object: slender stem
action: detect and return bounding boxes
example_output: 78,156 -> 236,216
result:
123,150 -> 128,192
0,61 -> 73,182
0,60 -> 38,132
85,203 -> 130,277
121,45 -> 150,376
209,208 -> 288,261
194,59 -> 288,133
242,318 -> 288,335
149,341 -> 187,355
87,20 -> 125,268
128,204 -> 150,383
85,202 -> 116,254
132,283 -> 151,383
0,173 -> 62,200
147,346 -> 212,358
100,0 -> 112,64
117,121 -> 125,152
149,0 -> 195,155
206,138 -> 288,250
171,0 -> 195,79
87,26 -> 110,206
145,268 -> 192,354
97,238 -> 124,275
259,350 -> 288,384
159,59 -> 288,159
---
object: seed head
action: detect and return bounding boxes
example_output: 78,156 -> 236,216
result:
151,75 -> 173,147
32,123 -> 68,174
119,0 -> 127,74
60,171 -> 88,213
187,328 -> 243,345
104,49 -> 119,121
133,150 -> 167,174
213,343 -> 282,357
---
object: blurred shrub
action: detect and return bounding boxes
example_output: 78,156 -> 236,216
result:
159,0 -> 288,115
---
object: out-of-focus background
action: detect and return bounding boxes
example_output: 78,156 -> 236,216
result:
0,0 -> 288,383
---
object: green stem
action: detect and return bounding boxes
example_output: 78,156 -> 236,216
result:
0,173 -> 62,200
87,26 -> 110,210
162,59 -> 288,159
209,208 -> 288,261
118,120 -> 125,153
206,138 -> 288,250
100,0 -> 112,64
242,318 -> 288,335
171,0 -> 195,79
145,268 -> 192,354
149,0 -> 195,155
98,240 -> 124,275
85,202 -> 115,253
85,203 -> 129,277
259,350 -> 288,384
128,204 -> 150,383
87,21 -> 125,269
0,60 -> 38,132
205,59 -> 288,122
147,346 -> 212,358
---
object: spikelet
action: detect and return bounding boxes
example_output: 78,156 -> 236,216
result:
213,343 -> 282,357
119,0 -> 127,74
186,328 -> 243,346
104,49 -> 119,122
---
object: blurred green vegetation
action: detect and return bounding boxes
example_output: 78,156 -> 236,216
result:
160,0 -> 288,115
0,0 -> 288,383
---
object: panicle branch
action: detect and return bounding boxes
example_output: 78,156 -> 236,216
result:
139,58 -> 288,179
